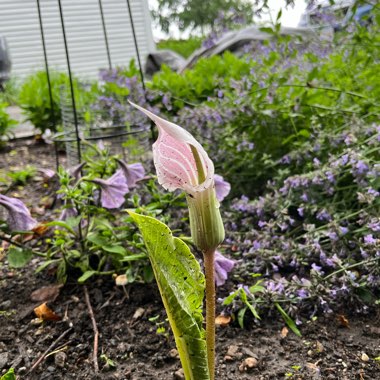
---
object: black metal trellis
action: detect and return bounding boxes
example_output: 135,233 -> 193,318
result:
98,0 -> 112,69
57,0 -> 82,163
35,0 -> 151,166
36,0 -> 60,170
126,0 -> 146,93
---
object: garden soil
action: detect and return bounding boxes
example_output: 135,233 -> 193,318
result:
0,139 -> 379,380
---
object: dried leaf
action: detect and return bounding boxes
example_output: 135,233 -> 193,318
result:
337,314 -> 350,328
280,326 -> 289,338
215,314 -> 231,326
31,284 -> 63,303
306,362 -> 319,371
34,303 -> 61,321
32,224 -> 49,236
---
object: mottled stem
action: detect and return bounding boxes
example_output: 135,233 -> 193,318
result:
203,249 -> 216,380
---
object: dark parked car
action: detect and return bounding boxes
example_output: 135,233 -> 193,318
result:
0,37 -> 11,89
146,25 -> 317,75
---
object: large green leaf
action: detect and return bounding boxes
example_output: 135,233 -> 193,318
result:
129,212 -> 209,380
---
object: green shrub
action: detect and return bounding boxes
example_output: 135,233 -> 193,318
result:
18,71 -> 97,133
157,37 -> 203,58
0,78 -> 20,105
0,102 -> 17,141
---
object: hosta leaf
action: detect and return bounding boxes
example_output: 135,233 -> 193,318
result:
129,212 -> 209,380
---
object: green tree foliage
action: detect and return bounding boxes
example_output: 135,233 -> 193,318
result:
152,0 -> 255,33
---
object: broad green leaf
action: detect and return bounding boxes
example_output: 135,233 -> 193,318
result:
237,306 -> 247,329
7,247 -> 33,268
275,303 -> 302,337
129,212 -> 209,380
45,221 -> 76,235
1,368 -> 16,380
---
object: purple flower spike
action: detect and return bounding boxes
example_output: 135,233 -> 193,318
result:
214,250 -> 235,286
92,170 -> 129,209
0,194 -> 38,231
117,160 -> 146,188
214,174 -> 231,202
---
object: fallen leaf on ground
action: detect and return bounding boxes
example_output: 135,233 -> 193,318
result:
306,362 -> 320,372
34,303 -> 61,321
31,284 -> 63,302
337,314 -> 350,328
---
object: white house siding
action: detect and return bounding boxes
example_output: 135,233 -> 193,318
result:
0,0 -> 155,79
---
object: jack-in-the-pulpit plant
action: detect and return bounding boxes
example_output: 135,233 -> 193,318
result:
130,101 -> 225,380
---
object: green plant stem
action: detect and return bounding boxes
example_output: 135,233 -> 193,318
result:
0,234 -> 46,257
203,249 -> 215,380
323,257 -> 379,281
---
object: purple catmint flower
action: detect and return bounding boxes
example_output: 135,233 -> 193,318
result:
214,251 -> 235,286
340,226 -> 349,235
258,220 -> 266,228
92,170 -> 129,209
117,160 -> 145,188
364,234 -> 377,245
280,154 -> 291,164
297,207 -> 304,217
355,161 -> 369,176
325,171 -> 335,183
311,263 -> 323,274
368,220 -> 380,232
0,194 -> 38,231
327,231 -> 338,241
301,193 -> 309,202
214,174 -> 231,202
367,188 -> 379,197
316,209 -> 331,221
297,289 -> 309,299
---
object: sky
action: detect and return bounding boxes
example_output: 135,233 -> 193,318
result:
148,0 -> 308,40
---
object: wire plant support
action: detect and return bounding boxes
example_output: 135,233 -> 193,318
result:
34,0 -> 152,167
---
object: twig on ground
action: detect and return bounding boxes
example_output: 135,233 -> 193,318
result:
28,327 -> 73,374
84,285 -> 99,373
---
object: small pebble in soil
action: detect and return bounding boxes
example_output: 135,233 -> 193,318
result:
173,368 -> 185,380
169,348 -> 179,359
361,352 -> 369,362
238,357 -> 258,372
0,352 -> 9,370
54,351 -> 67,368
